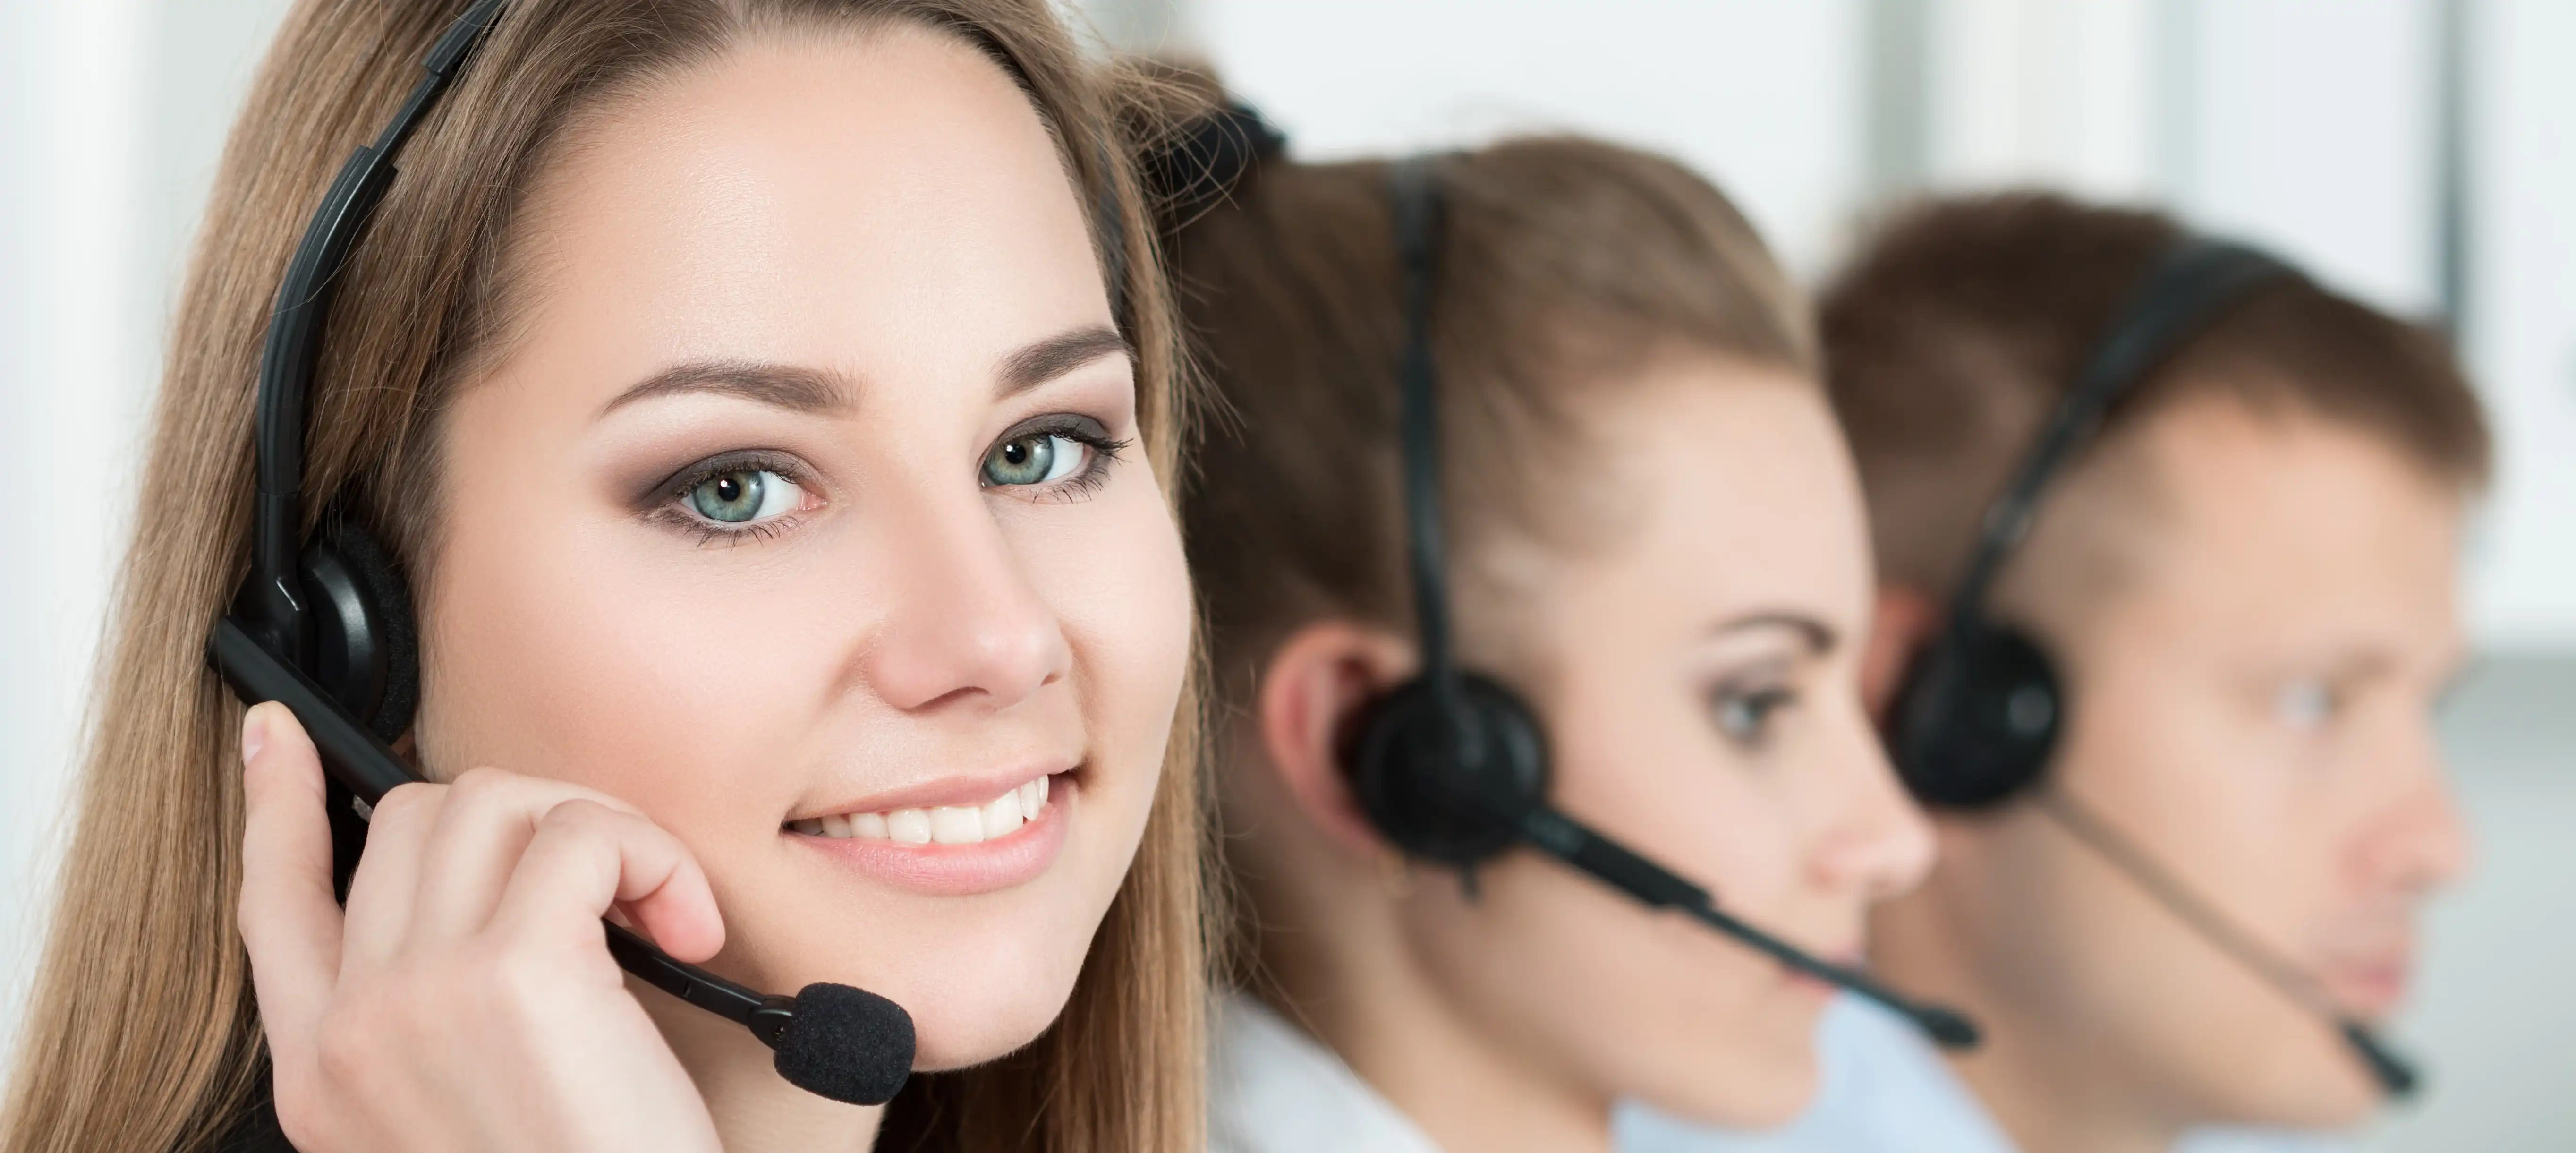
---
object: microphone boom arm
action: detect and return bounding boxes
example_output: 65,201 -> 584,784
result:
1514,804 -> 1982,1050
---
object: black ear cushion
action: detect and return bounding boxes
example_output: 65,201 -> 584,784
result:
307,521 -> 419,742
1889,626 -> 2064,811
1345,672 -> 1550,867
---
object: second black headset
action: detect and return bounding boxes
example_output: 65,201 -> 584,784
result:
1338,155 -> 1980,1051
1882,236 -> 2422,1096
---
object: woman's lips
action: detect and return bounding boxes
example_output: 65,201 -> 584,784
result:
788,771 -> 1074,897
790,773 -> 1051,846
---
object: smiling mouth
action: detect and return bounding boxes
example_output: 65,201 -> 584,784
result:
787,775 -> 1052,846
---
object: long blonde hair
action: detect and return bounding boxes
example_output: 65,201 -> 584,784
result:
0,3 -> 1205,1151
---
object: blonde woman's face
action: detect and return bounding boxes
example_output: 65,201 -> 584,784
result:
409,28 -> 1190,1070
1406,365 -> 1933,1125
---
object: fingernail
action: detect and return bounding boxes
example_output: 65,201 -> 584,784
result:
241,704 -> 270,768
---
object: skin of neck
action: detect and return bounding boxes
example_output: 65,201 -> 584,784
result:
637,978 -> 885,1153
1870,862 -> 2185,1153
1253,863 -> 1616,1153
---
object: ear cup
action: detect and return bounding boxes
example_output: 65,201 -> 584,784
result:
297,520 -> 419,741
1346,672 -> 1549,867
1888,625 -> 2063,810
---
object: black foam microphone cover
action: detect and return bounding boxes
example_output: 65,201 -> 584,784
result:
770,983 -> 916,1106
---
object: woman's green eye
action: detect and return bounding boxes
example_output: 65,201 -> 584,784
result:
983,433 -> 1089,487
687,469 -> 803,524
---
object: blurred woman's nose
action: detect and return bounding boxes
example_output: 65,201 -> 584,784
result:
1810,703 -> 1938,903
857,490 -> 1071,715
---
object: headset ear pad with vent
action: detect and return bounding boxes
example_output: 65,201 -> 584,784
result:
1889,625 -> 2064,810
297,520 -> 420,742
1345,672 -> 1550,868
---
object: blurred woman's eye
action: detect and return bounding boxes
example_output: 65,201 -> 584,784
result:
979,416 -> 1128,497
688,468 -> 804,524
1709,683 -> 1800,751
2275,678 -> 2344,730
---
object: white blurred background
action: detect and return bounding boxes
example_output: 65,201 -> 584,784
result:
1,0 -> 2567,1146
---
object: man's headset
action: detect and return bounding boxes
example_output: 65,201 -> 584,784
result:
204,0 -> 915,1107
1338,155 -> 1981,1051
1884,237 -> 2423,1097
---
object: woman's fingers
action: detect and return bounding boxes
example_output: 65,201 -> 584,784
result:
333,777 -> 441,967
410,769 -> 652,943
492,800 -> 726,965
236,702 -> 345,1057
238,731 -> 724,1150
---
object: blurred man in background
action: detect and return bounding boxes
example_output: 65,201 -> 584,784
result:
1627,192 -> 2490,1153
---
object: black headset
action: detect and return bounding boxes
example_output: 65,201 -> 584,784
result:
1879,236 -> 2422,1096
1886,238 -> 2299,810
205,0 -> 917,1106
1337,156 -> 1981,1049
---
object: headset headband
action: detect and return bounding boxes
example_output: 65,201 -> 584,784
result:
240,0 -> 509,661
1930,239 -> 2298,660
1388,156 -> 1457,702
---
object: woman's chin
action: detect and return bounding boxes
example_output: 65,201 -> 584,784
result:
1637,1009 -> 1824,1132
904,965 -> 1085,1070
1655,1056 -> 1819,1133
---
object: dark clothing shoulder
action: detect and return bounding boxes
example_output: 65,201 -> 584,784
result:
212,1075 -> 296,1153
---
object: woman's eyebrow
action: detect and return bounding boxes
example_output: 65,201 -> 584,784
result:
598,359 -> 855,419
996,325 -> 1131,398
1709,611 -> 1838,655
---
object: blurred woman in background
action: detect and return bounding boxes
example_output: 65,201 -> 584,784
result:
1153,87 -> 1938,1153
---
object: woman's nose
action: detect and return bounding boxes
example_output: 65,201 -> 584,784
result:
858,494 -> 1071,715
1811,713 -> 1938,903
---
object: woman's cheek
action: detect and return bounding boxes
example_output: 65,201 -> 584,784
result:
1039,479 -> 1194,777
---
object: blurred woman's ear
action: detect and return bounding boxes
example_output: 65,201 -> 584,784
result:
1862,586 -> 1942,723
1253,622 -> 1418,860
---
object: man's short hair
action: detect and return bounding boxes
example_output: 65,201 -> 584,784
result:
1823,192 -> 2491,599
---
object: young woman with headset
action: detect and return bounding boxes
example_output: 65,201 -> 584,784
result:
1149,95 -> 1955,1153
1,2 -> 1207,1150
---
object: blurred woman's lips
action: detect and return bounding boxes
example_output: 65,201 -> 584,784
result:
786,769 -> 1074,896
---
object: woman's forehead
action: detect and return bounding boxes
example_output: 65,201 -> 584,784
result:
1479,369 -> 1872,641
496,28 -> 1105,400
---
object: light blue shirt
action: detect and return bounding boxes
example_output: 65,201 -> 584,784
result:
1617,995 -> 2358,1153
1209,993 -> 1447,1153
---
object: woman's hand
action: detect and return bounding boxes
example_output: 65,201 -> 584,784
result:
237,701 -> 726,1153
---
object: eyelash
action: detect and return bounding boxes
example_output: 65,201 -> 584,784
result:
986,415 -> 1131,503
644,449 -> 816,547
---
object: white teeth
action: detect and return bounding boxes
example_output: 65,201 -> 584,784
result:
887,808 -> 932,845
929,805 -> 982,844
796,777 -> 1054,844
982,789 -> 1024,838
